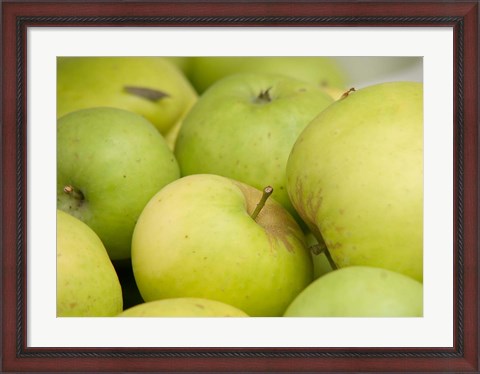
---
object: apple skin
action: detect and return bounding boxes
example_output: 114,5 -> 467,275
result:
187,57 -> 346,94
57,57 -> 197,136
57,107 -> 180,261
117,298 -> 249,317
174,73 -> 333,220
131,174 -> 313,317
57,210 -> 123,317
283,266 -> 423,317
164,57 -> 192,77
287,82 -> 423,282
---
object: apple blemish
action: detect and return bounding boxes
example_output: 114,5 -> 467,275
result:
124,86 -> 170,102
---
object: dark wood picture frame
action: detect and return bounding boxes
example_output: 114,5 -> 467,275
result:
1,1 -> 479,372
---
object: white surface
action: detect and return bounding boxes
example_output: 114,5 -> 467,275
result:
27,27 -> 452,348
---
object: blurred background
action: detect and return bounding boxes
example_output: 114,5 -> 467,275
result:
334,57 -> 423,88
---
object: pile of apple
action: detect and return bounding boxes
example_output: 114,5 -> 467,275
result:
56,57 -> 423,318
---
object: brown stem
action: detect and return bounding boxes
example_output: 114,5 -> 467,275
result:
340,87 -> 356,100
310,243 -> 338,270
254,87 -> 273,104
323,247 -> 338,270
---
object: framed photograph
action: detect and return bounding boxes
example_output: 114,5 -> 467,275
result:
1,0 -> 478,372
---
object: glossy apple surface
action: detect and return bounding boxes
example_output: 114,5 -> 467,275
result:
57,56 -> 197,137
131,174 -> 313,317
284,266 -> 423,317
175,73 -> 333,220
118,298 -> 249,317
57,107 -> 180,260
287,82 -> 423,281
57,210 -> 123,317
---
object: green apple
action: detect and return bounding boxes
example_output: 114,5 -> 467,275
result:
174,73 -> 333,220
57,107 -> 180,261
57,57 -> 197,136
284,266 -> 423,317
163,101 -> 192,151
57,210 -> 123,317
131,174 -> 313,317
164,57 -> 192,77
118,298 -> 249,317
187,57 -> 346,94
287,82 -> 423,281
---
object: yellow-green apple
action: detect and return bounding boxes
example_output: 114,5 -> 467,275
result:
164,57 -> 192,77
57,107 -> 180,261
187,56 -> 346,94
57,56 -> 197,137
163,102 -> 193,151
57,210 -> 123,317
131,174 -> 313,317
174,73 -> 333,221
117,298 -> 249,317
287,82 -> 423,281
284,266 -> 423,317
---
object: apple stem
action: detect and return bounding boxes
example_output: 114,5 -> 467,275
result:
310,243 -> 326,256
324,248 -> 338,270
63,185 -> 84,201
310,243 -> 338,270
340,87 -> 356,100
254,87 -> 273,104
250,186 -> 274,221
